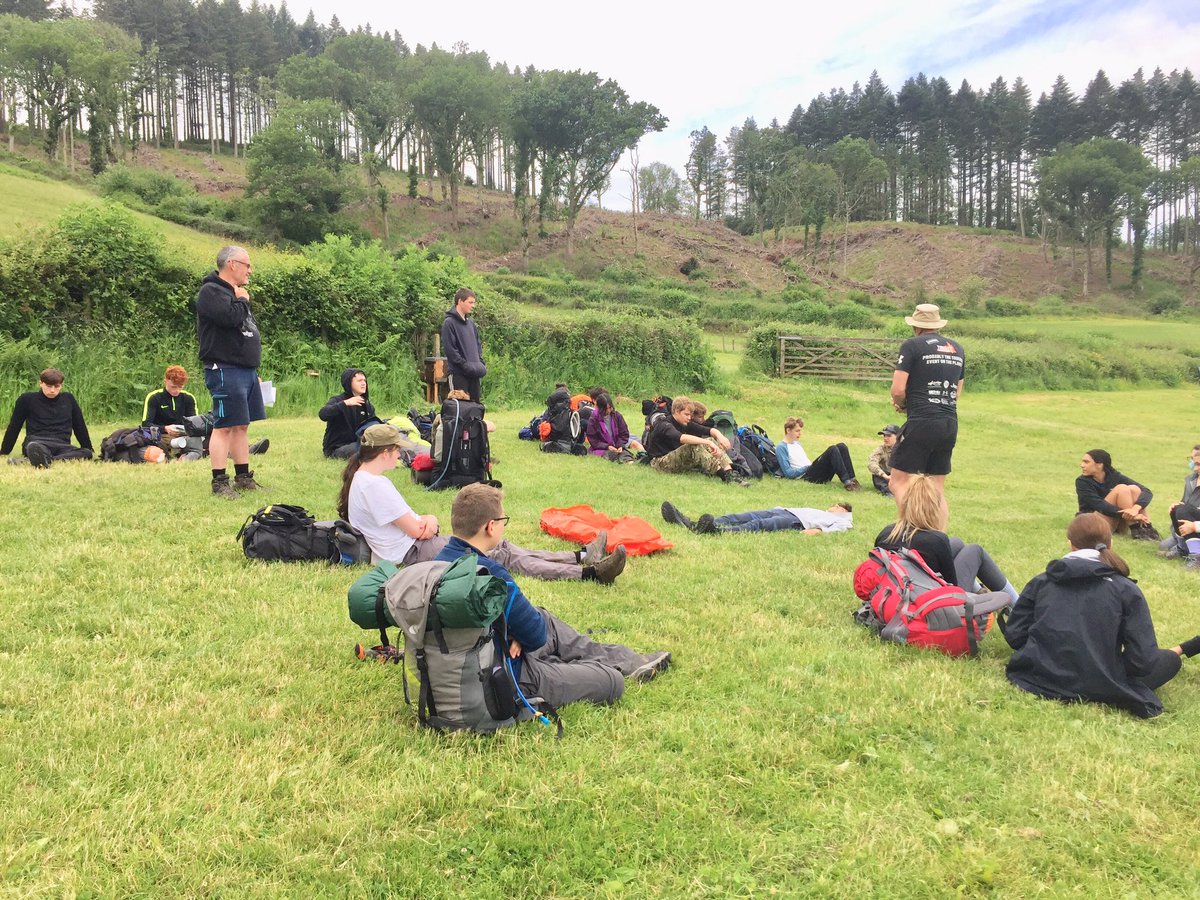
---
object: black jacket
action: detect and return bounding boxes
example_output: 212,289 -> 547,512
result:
440,309 -> 485,379
2,390 -> 92,454
1005,555 -> 1165,718
874,525 -> 958,586
142,388 -> 197,428
196,271 -> 262,369
319,368 -> 378,456
1076,470 -> 1151,517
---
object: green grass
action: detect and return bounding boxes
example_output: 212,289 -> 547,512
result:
4,379 -> 1200,896
963,316 -> 1200,354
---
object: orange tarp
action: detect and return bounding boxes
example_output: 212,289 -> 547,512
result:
540,505 -> 673,556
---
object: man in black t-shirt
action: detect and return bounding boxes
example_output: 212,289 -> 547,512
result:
889,304 -> 964,505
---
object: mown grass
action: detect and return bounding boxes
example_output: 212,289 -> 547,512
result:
3,379 -> 1200,896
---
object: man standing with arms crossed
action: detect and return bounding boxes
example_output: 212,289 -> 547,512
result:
440,288 -> 485,402
197,246 -> 264,500
888,303 -> 964,508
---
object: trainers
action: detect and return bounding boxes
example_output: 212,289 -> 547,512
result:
581,530 -> 609,567
843,478 -> 862,492
1187,555 -> 1200,570
25,442 -> 52,469
660,501 -> 695,531
249,437 -> 270,455
631,651 -> 672,683
1131,522 -> 1162,542
212,474 -> 239,500
693,513 -> 718,535
590,545 -> 627,584
1158,544 -> 1185,560
233,471 -> 262,491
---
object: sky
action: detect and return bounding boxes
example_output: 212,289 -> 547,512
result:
288,0 -> 1200,208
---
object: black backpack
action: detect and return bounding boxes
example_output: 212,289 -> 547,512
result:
100,426 -> 162,463
407,406 -> 438,443
429,397 -> 496,490
738,425 -> 783,478
236,504 -> 370,564
540,388 -> 587,455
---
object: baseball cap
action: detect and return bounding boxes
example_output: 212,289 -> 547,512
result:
360,424 -> 405,448
878,424 -> 900,436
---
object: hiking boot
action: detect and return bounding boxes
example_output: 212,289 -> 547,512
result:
693,514 -> 719,535
1158,543 -> 1185,560
1187,555 -> 1200,570
1130,521 -> 1161,542
660,501 -> 695,531
719,469 -> 750,487
212,474 -> 239,500
631,651 -> 672,683
581,530 -> 609,567
843,478 -> 862,492
590,545 -> 627,585
25,442 -> 51,469
233,471 -> 262,491
249,437 -> 270,455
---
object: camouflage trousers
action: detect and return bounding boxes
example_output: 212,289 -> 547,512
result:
650,443 -> 731,477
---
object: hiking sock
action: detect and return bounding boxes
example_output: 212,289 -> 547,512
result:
1178,635 -> 1200,658
575,550 -> 584,563
1001,581 -> 1020,603
211,468 -> 227,483
234,463 -> 250,477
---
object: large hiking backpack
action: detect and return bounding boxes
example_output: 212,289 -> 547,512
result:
852,547 -> 1011,657
236,504 -> 368,564
429,397 -> 495,490
540,388 -> 587,455
738,425 -> 783,478
706,410 -> 762,480
380,555 -> 561,735
100,426 -> 163,463
406,406 -> 438,443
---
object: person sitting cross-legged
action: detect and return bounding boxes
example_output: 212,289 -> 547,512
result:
1076,448 -> 1159,541
775,416 -> 861,492
644,396 -> 747,486
435,483 -> 671,711
662,500 -> 852,536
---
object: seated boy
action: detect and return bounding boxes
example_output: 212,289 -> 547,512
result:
434,483 -> 670,710
867,424 -> 899,496
2,368 -> 93,468
644,396 -> 746,485
774,415 -> 860,491
662,500 -> 852,536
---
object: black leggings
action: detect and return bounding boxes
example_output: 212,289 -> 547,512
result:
948,537 -> 1009,592
801,443 -> 855,484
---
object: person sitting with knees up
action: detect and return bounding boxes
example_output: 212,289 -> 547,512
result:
1005,512 -> 1200,718
1162,445 -> 1200,565
339,424 -> 626,582
775,416 -> 861,492
320,368 -> 380,459
875,473 -> 1020,604
1076,448 -> 1159,541
867,424 -> 899,497
435,482 -> 671,711
644,396 -> 746,486
2,368 -> 93,468
585,392 -> 643,463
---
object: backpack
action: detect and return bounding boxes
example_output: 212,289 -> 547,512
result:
428,397 -> 496,490
540,388 -> 587,455
518,414 -> 545,441
706,411 -> 761,480
406,406 -> 438,443
738,425 -> 783,478
852,547 -> 1011,657
100,426 -> 162,463
236,504 -> 367,564
383,555 -> 561,735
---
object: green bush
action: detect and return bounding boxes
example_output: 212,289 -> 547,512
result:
829,303 -> 877,329
1149,290 -> 1183,316
784,299 -> 831,324
96,164 -> 192,206
958,275 -> 987,310
985,296 -> 1030,317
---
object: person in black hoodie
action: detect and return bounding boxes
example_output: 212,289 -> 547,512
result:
1005,512 -> 1200,719
440,288 -> 485,401
320,368 -> 379,458
196,245 -> 264,500
2,368 -> 93,468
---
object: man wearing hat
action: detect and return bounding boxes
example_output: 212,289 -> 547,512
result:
867,424 -> 900,497
889,303 -> 964,504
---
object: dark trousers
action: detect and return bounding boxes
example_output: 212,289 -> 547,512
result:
1169,503 -> 1200,548
948,537 -> 1010,592
329,441 -> 359,459
1135,649 -> 1182,690
25,438 -> 92,461
802,443 -> 855,484
872,473 -> 892,496
518,609 -> 649,709
713,509 -> 800,533
447,372 -> 481,402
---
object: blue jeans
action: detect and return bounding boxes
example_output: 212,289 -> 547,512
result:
713,509 -> 800,533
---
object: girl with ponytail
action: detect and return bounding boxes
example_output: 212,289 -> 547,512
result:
1005,512 -> 1200,718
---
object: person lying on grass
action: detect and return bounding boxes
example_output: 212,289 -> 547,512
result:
1076,448 -> 1159,541
1005,512 -> 1200,719
337,423 -> 625,582
875,473 -> 1020,604
661,500 -> 852,536
774,416 -> 861,492
435,482 -> 671,710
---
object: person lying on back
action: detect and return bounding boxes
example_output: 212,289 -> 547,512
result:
662,500 -> 852,536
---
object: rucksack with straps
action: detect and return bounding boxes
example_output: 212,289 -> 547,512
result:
706,411 -> 762,480
540,388 -> 586,455
366,555 -> 561,736
738,424 -> 783,478
100,426 -> 163,463
237,504 -> 368,564
852,546 -> 1011,657
428,397 -> 496,490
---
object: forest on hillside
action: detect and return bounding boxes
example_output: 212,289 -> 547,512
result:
0,0 -> 1197,284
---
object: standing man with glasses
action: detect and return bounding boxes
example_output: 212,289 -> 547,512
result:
197,245 -> 265,500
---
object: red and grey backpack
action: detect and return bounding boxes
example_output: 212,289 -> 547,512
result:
852,547 -> 1011,657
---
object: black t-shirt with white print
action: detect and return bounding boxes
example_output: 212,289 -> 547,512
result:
896,333 -> 964,420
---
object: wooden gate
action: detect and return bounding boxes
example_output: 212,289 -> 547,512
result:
778,335 -> 896,381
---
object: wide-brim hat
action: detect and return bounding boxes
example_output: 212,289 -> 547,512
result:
360,424 -> 405,449
904,303 -> 947,329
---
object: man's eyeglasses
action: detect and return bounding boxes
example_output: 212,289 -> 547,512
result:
491,516 -> 511,526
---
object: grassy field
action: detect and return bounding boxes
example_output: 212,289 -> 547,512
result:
3,378 -> 1200,897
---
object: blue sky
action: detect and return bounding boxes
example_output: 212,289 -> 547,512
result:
287,0 -> 1199,207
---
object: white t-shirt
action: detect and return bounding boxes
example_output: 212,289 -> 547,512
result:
783,441 -> 811,470
348,470 -> 417,564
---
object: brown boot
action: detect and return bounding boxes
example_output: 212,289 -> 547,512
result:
233,471 -> 262,491
212,473 -> 239,500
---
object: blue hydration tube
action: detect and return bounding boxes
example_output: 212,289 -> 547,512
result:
503,581 -> 554,729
